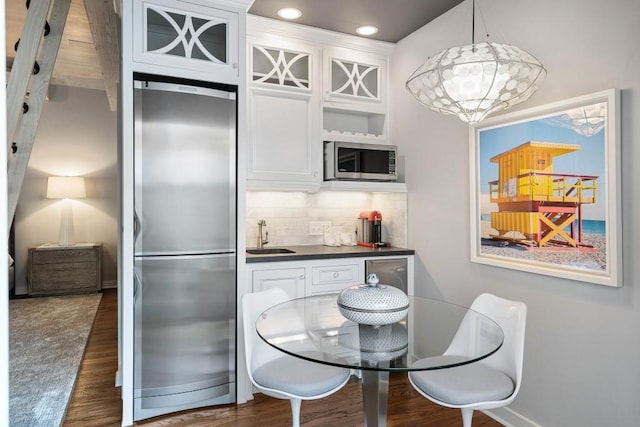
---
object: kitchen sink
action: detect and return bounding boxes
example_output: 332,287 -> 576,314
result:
246,248 -> 296,255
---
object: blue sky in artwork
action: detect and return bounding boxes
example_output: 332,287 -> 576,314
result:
478,112 -> 606,219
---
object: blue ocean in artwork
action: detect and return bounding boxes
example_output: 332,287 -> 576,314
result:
574,219 -> 606,235
480,215 -> 605,235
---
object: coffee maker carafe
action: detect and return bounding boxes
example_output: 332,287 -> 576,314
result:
357,210 -> 386,247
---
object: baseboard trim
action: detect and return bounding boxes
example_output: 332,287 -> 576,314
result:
102,280 -> 117,289
115,370 -> 122,387
483,407 -> 542,427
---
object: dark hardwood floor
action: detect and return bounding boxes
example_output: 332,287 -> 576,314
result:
64,290 -> 503,426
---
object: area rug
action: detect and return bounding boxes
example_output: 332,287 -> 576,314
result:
9,293 -> 102,427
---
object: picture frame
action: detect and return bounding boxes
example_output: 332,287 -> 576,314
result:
469,89 -> 622,287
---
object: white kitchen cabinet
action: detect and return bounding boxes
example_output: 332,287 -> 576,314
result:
252,267 -> 305,299
251,44 -> 311,89
308,263 -> 362,295
246,88 -> 321,190
132,0 -> 240,84
247,255 -> 414,299
246,16 -> 395,191
322,47 -> 387,114
321,48 -> 388,144
249,260 -> 359,300
246,38 -> 322,191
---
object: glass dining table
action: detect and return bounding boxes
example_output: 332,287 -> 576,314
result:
255,293 -> 504,427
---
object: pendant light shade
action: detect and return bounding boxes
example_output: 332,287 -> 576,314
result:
406,42 -> 546,124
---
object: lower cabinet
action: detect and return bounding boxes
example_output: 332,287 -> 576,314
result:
248,255 -> 413,299
309,263 -> 361,295
241,254 -> 413,403
252,267 -> 306,299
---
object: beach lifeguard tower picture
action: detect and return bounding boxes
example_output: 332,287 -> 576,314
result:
488,141 -> 598,251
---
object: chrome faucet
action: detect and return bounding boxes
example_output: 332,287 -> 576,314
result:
257,219 -> 269,249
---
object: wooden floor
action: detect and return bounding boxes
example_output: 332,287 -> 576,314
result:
63,291 -> 503,426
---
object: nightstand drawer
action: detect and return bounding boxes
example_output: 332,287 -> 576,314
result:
31,263 -> 97,292
31,248 -> 97,264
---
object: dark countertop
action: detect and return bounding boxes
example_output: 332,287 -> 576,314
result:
245,244 -> 415,263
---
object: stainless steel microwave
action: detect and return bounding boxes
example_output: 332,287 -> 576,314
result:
324,141 -> 397,181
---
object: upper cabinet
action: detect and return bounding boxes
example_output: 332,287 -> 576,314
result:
132,0 -> 243,85
321,47 -> 388,146
246,37 -> 322,190
246,16 -> 395,192
323,47 -> 387,113
251,44 -> 311,89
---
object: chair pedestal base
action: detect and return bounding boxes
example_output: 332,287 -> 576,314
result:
361,369 -> 390,427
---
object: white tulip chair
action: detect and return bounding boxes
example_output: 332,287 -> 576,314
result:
408,293 -> 527,427
242,287 -> 351,427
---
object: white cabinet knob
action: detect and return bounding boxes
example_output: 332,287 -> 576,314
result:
333,272 -> 339,278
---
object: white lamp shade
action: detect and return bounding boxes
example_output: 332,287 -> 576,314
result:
47,176 -> 86,199
406,42 -> 546,124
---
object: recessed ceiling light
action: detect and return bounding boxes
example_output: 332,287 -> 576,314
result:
356,25 -> 379,36
277,8 -> 302,20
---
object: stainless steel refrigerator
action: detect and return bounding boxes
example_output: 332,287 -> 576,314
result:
133,78 -> 236,421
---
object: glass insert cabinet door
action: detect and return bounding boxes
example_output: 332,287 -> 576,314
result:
322,48 -> 387,111
133,0 -> 239,79
330,58 -> 379,99
251,45 -> 311,90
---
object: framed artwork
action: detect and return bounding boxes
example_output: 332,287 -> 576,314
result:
469,89 -> 622,287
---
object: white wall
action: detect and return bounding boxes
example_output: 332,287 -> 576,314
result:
391,0 -> 640,425
14,85 -> 118,294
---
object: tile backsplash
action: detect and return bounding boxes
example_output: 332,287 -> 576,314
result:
246,191 -> 407,248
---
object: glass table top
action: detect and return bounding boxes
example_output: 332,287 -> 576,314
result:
256,293 -> 504,372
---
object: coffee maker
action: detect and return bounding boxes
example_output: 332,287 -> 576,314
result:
357,210 -> 388,247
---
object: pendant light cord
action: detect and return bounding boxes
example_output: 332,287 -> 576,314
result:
472,0 -> 475,45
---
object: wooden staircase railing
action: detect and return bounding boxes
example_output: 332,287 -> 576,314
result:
6,0 -> 71,230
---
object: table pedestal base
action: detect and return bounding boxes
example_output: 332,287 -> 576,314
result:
361,370 -> 390,427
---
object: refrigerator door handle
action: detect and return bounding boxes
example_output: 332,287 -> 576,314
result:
135,252 -> 235,261
134,209 -> 142,245
133,269 -> 142,303
136,80 -> 236,100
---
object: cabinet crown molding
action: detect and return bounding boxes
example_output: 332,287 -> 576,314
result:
177,0 -> 254,12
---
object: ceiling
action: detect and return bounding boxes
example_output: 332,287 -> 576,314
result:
248,0 -> 464,43
4,0 -> 464,94
5,0 -> 104,91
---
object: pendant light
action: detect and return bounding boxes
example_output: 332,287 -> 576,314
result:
405,0 -> 546,124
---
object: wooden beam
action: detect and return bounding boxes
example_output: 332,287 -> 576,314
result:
7,0 -> 71,227
84,0 -> 119,111
6,0 -> 52,145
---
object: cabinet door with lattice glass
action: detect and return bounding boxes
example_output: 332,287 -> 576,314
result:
247,39 -> 321,190
251,44 -> 312,91
323,47 -> 387,113
133,0 -> 239,83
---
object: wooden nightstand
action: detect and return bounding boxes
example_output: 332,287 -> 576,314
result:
27,243 -> 102,296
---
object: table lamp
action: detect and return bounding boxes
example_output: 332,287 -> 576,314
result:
46,176 -> 86,246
